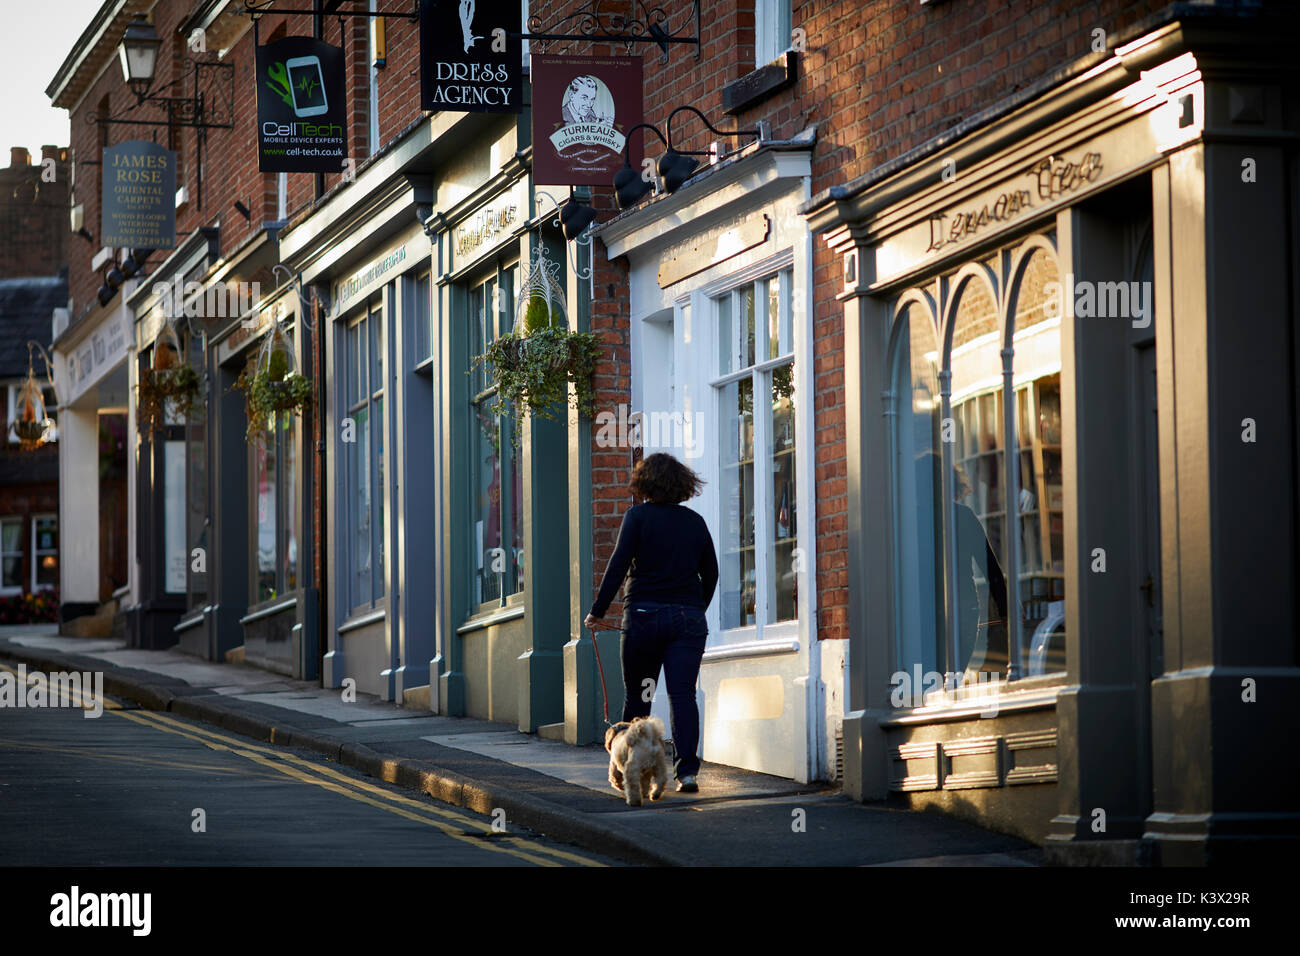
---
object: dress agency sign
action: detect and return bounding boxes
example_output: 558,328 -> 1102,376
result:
100,141 -> 176,249
420,0 -> 521,112
256,36 -> 347,173
531,54 -> 642,185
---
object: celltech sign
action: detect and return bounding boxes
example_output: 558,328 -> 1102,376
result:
256,36 -> 347,173
419,0 -> 521,112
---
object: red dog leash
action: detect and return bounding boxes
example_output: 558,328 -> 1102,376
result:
590,624 -> 611,726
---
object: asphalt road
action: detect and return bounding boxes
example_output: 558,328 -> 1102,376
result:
0,665 -> 619,867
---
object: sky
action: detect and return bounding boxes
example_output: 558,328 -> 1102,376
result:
1,0 -> 111,159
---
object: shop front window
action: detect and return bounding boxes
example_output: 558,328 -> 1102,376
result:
345,300 -> 385,611
1009,245 -> 1066,675
186,332 -> 208,612
892,298 -> 944,677
889,235 -> 1066,691
469,265 -> 523,608
1,517 -> 23,594
715,267 -> 797,634
247,342 -> 302,605
32,515 -> 57,590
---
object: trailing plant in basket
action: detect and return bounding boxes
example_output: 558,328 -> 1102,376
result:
136,364 -> 201,437
234,351 -> 313,442
474,321 -> 601,424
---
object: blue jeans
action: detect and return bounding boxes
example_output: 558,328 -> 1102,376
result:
620,601 -> 707,779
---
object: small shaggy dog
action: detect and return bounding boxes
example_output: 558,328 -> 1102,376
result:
604,717 -> 672,806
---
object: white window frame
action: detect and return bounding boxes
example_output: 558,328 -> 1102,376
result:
755,0 -> 794,68
31,513 -> 57,593
0,516 -> 23,596
705,257 -> 800,645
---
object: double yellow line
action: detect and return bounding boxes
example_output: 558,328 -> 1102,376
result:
0,662 -> 605,867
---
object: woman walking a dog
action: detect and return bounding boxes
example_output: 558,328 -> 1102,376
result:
584,452 -> 718,793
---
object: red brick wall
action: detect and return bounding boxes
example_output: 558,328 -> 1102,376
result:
0,148 -> 69,280
53,0 -> 1175,641
530,0 -> 1170,640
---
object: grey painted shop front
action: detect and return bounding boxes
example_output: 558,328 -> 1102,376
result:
132,226 -> 320,675
804,10 -> 1299,863
279,109 -> 581,722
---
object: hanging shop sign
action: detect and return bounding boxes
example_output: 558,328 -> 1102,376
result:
420,0 -> 521,113
531,54 -> 642,185
256,36 -> 347,173
100,140 -> 176,249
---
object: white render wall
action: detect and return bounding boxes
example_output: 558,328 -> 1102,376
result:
56,401 -> 100,605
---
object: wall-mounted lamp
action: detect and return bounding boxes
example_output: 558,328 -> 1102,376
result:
535,190 -> 594,280
613,123 -> 670,209
100,14 -> 234,131
659,106 -> 762,194
120,248 -> 151,279
559,195 -> 599,240
119,14 -> 162,101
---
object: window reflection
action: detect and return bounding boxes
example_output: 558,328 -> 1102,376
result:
892,301 -> 943,676
1011,247 -> 1066,675
890,237 -> 1068,693
949,277 -> 1008,676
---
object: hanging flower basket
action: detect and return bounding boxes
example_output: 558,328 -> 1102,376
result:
472,251 -> 601,426
234,322 -> 312,443
136,321 -> 201,437
11,343 -> 58,450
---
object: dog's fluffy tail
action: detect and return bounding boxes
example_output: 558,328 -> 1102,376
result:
626,716 -> 666,747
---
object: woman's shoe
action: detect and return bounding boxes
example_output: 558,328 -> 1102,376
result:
676,775 -> 698,793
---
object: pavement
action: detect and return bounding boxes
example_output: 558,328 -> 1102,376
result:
0,632 -> 1044,867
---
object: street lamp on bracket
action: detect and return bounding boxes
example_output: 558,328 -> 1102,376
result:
94,14 -> 234,131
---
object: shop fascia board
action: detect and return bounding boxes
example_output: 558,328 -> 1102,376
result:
134,226 -> 282,348
53,278 -> 140,354
802,17 -> 1258,254
596,136 -> 814,264
206,277 -> 300,356
277,113 -> 483,283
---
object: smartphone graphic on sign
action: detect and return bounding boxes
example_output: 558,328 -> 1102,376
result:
286,56 -> 328,117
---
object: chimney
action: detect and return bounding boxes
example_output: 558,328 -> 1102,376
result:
41,145 -> 63,163
10,146 -> 31,167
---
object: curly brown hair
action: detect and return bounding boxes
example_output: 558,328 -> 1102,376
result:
630,452 -> 704,504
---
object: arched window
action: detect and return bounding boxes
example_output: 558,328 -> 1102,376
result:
1008,243 -> 1065,676
945,270 -> 1007,679
890,297 -> 943,676
889,233 -> 1065,696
